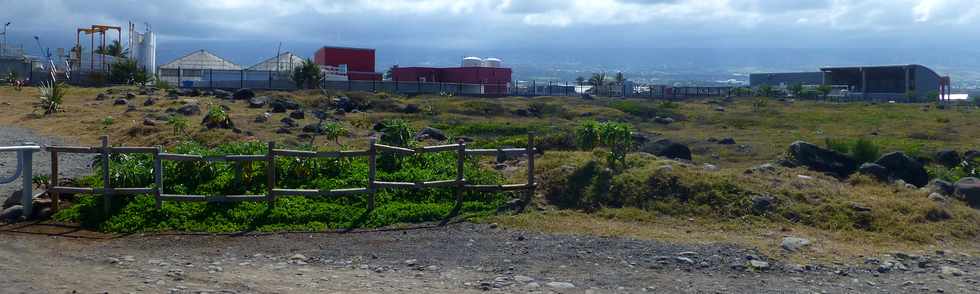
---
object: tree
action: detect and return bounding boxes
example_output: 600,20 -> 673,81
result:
756,84 -> 774,98
816,84 -> 832,101
96,40 -> 126,58
588,72 -> 606,95
575,76 -> 585,86
292,59 -> 323,89
383,65 -> 398,81
788,83 -> 804,98
109,59 -> 148,85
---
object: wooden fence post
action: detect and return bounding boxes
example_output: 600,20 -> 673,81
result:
154,146 -> 163,209
100,135 -> 111,214
367,137 -> 377,211
50,150 -> 59,211
525,133 -> 535,205
455,139 -> 466,209
266,141 -> 276,209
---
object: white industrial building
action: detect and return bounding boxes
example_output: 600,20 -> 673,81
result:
247,52 -> 304,73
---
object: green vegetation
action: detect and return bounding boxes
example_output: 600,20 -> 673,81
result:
537,151 -> 979,243
292,59 -> 323,90
54,141 -> 509,233
108,59 -> 149,85
824,137 -> 881,163
166,115 -> 188,136
575,120 -> 633,169
609,100 -> 676,118
35,81 -> 65,115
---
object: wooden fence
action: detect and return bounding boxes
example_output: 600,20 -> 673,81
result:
46,134 -> 537,214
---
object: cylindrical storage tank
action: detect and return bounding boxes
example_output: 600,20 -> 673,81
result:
144,31 -> 157,76
483,58 -> 502,68
462,57 -> 483,67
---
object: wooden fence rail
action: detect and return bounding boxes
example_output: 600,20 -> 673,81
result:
47,134 -> 537,215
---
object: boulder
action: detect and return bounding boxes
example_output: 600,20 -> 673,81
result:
96,93 -> 108,100
232,88 -> 255,100
270,97 -> 300,113
718,137 -> 736,145
875,152 -> 928,187
631,132 -> 651,148
176,104 -> 201,116
280,117 -> 298,128
751,195 -> 776,213
142,118 -> 158,126
1,205 -> 23,221
253,113 -> 270,123
289,110 -> 305,120
401,104 -> 421,114
113,98 -> 129,106
954,177 -> 980,207
248,96 -> 268,108
965,150 -> 979,161
213,89 -> 232,99
415,127 -> 448,141
143,98 -> 157,106
858,163 -> 890,181
653,117 -> 675,124
714,106 -> 726,112
275,127 -> 292,134
125,92 -> 137,99
935,150 -> 962,167
640,139 -> 692,161
781,237 -> 812,252
928,179 -> 955,196
302,123 -> 323,134
785,141 -> 858,178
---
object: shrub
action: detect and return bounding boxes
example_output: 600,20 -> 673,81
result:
378,119 -> 414,147
850,138 -> 881,163
575,120 -> 633,169
458,100 -> 508,116
109,59 -> 148,85
751,97 -> 769,112
292,59 -> 323,90
167,116 -> 189,136
54,140 -> 507,233
824,138 -> 851,154
35,81 -> 66,116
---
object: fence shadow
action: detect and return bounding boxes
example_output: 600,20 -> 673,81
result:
0,220 -> 124,240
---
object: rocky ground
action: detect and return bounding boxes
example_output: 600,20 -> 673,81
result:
0,126 -> 95,199
0,222 -> 977,293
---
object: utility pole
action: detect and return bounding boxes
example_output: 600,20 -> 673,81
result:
2,22 -> 10,56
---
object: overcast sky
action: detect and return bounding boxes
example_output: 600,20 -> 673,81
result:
2,0 -> 979,71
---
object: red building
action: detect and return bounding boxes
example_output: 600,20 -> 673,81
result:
313,46 -> 382,81
392,66 -> 512,95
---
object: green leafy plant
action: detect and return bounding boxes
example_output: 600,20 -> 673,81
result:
167,115 -> 189,136
201,105 -> 233,129
36,81 -> 66,116
850,138 -> 881,163
292,58 -> 323,89
379,119 -> 415,147
109,59 -> 148,85
100,116 -> 115,130
824,138 -> 851,154
751,96 -> 769,112
575,120 -> 633,170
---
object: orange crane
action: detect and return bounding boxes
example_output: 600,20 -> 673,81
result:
75,24 -> 121,72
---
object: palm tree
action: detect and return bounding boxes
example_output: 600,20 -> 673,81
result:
588,73 -> 606,95
575,76 -> 585,86
96,40 -> 126,58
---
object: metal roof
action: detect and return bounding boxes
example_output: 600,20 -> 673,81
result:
819,64 -> 919,70
159,49 -> 241,70
247,52 -> 305,71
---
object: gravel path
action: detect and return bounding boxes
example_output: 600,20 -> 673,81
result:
0,222 -> 977,293
0,126 -> 95,201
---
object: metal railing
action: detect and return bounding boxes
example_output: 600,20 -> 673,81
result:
0,143 -> 41,218
46,135 -> 537,216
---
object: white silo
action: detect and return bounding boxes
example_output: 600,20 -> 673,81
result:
131,27 -> 156,75
483,58 -> 502,68
462,56 -> 483,67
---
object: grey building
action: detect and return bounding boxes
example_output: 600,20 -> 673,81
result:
751,64 -> 950,101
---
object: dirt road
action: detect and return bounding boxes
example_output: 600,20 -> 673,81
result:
0,222 -> 977,293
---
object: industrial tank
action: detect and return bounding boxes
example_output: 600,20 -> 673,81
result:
483,58 -> 502,68
462,57 -> 483,67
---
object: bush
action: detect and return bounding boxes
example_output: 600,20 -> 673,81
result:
824,138 -> 851,154
35,81 -> 66,116
575,120 -> 633,169
292,59 -> 323,90
54,140 -> 508,233
458,100 -> 508,116
109,59 -> 148,85
851,138 -> 881,163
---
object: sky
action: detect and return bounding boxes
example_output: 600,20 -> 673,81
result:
2,0 -> 980,81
